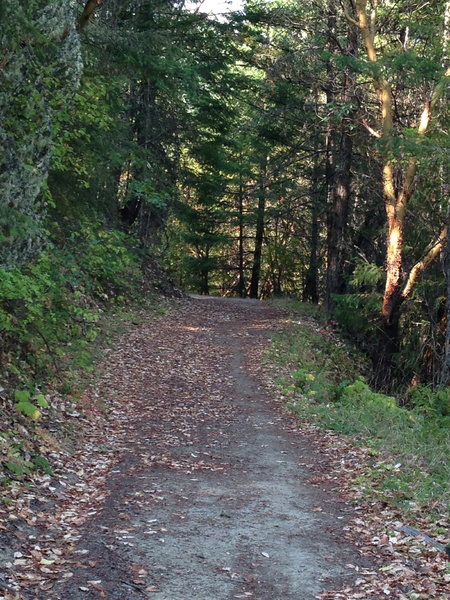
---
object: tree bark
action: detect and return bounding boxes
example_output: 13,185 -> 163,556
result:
303,149 -> 321,304
325,129 -> 353,309
77,0 -> 104,33
439,2 -> 450,383
249,161 -> 267,299
119,80 -> 170,240
441,226 -> 450,384
325,12 -> 357,311
237,174 -> 246,297
346,0 -> 449,377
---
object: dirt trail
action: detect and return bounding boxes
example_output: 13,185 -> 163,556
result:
43,297 -> 363,599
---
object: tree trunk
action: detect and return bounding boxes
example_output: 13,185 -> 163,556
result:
199,271 -> 210,295
237,175 -> 246,297
439,6 -> 450,381
325,129 -> 353,309
77,0 -> 104,33
325,8 -> 357,311
271,216 -> 283,296
198,249 -> 210,295
249,162 -> 267,299
0,2 -> 82,267
441,242 -> 450,384
303,150 -> 321,304
120,195 -> 141,228
373,295 -> 403,388
346,0 -> 449,379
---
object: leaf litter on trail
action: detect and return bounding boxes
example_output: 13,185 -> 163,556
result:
0,300 -> 246,598
1,299 -> 448,599
250,314 -> 450,600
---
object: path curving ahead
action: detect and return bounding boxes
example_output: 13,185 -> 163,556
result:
49,297 -> 362,600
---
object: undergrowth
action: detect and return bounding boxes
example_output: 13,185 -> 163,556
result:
269,301 -> 450,515
0,223 -> 174,488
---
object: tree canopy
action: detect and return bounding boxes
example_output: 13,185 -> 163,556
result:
1,0 -> 450,394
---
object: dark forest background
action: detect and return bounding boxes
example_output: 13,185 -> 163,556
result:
1,0 -> 450,402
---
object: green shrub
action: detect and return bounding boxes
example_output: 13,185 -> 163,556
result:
12,390 -> 50,420
32,455 -> 53,475
0,224 -> 141,384
70,226 -> 140,298
406,384 -> 450,417
14,390 -> 31,403
269,304 -> 450,510
339,378 -> 398,411
15,401 -> 42,420
35,394 -> 50,408
4,460 -> 32,477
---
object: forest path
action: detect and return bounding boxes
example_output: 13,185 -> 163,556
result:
45,297 -> 362,599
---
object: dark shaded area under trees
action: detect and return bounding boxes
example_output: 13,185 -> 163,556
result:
1,0 -> 450,413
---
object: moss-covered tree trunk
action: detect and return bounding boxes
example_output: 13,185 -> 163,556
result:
0,1 -> 82,266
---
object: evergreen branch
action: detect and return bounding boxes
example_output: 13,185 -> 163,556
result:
77,0 -> 104,33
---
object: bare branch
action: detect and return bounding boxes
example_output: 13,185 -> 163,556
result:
360,118 -> 382,137
402,227 -> 448,300
342,1 -> 360,28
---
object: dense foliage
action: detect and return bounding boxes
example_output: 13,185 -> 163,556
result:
1,1 -> 449,407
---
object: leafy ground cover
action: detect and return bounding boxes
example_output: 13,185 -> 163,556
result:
0,297 -> 449,600
263,299 -> 450,598
0,296 -> 182,597
0,219 -> 183,496
0,212 -> 184,542
1,297 -> 364,600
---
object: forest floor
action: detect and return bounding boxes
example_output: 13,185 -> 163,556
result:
1,297 -> 448,599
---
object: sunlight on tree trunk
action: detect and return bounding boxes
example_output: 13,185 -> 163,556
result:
347,0 -> 450,373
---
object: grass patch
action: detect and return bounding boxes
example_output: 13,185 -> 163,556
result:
269,302 -> 450,514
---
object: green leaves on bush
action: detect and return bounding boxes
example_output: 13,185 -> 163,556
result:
337,377 -> 398,411
291,368 -> 400,412
14,390 -> 31,403
72,226 -> 139,298
406,384 -> 450,418
15,402 -> 42,421
3,454 -> 53,481
0,223 -> 140,382
13,390 -> 49,420
271,311 -> 450,507
4,460 -> 32,477
32,455 -> 53,475
35,394 -> 49,408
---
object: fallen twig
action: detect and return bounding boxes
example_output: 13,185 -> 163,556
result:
400,525 -> 450,557
120,579 -> 148,594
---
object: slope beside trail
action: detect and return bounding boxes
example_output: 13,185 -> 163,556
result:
18,297 -> 367,599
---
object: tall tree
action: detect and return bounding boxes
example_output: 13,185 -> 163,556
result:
344,0 -> 450,374
249,158 -> 268,298
0,1 -> 82,266
325,2 -> 358,310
